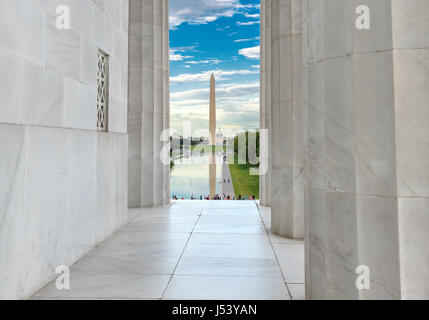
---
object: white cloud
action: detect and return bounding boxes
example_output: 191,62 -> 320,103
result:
171,82 -> 259,100
244,13 -> 260,18
233,36 -> 260,43
170,82 -> 260,131
171,88 -> 209,100
170,0 -> 238,29
172,45 -> 199,51
236,3 -> 260,10
238,46 -> 260,59
237,20 -> 260,26
170,69 -> 259,83
169,49 -> 193,61
185,59 -> 222,65
170,53 -> 193,61
169,0 -> 260,30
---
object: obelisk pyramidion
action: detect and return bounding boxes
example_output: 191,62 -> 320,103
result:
209,73 -> 216,146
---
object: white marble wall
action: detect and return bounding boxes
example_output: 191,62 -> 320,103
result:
262,0 -> 429,299
0,0 -> 129,299
128,0 -> 170,208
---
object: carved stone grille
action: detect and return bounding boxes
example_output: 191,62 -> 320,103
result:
97,50 -> 109,131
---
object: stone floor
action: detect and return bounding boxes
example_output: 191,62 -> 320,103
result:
33,201 -> 305,300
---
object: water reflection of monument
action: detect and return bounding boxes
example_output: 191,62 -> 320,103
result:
210,154 -> 216,198
209,73 -> 216,198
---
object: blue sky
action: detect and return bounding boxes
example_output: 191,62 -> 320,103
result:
169,0 -> 260,135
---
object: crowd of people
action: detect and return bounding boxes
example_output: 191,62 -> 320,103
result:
172,194 -> 256,201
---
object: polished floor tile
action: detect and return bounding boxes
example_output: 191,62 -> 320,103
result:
131,214 -> 199,225
175,256 -> 283,277
91,242 -> 186,258
32,201 -> 305,300
288,284 -> 306,300
188,233 -> 270,245
164,275 -> 290,300
182,243 -> 276,259
194,216 -> 265,234
259,209 -> 271,225
73,255 -> 179,275
122,221 -> 197,233
140,206 -> 203,216
201,207 -> 261,217
273,244 -> 305,284
108,231 -> 190,244
35,273 -> 171,299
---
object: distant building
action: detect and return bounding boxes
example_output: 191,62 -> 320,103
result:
216,128 -> 224,145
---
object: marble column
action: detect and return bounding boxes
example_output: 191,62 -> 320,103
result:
303,0 -> 429,299
303,0 -> 401,300
128,0 -> 170,208
391,0 -> 429,300
259,0 -> 271,207
262,0 -> 429,299
262,0 -> 305,238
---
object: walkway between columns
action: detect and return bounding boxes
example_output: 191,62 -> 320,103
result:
33,201 -> 304,300
221,159 -> 235,199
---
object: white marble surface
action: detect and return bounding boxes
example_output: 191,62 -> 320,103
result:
34,201 -> 303,300
0,0 -> 46,66
0,0 -> 129,299
257,0 -> 429,300
164,276 -> 290,300
398,198 -> 429,299
296,0 -> 429,300
2,0 -> 428,302
0,127 -> 128,299
35,273 -> 171,300
273,243 -> 305,284
128,0 -> 170,208
262,0 -> 305,239
288,284 -> 306,300
391,2 -> 429,298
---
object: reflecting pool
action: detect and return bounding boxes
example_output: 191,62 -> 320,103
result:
170,152 -> 224,200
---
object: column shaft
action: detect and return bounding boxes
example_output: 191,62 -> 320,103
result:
128,0 -> 170,208
263,0 -> 305,238
259,0 -> 272,207
262,0 -> 429,300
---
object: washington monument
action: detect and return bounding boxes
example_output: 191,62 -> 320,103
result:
209,73 -> 216,145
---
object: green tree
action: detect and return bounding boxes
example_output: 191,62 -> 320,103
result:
234,131 -> 260,164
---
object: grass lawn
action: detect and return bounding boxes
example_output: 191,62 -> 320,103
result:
229,157 -> 259,199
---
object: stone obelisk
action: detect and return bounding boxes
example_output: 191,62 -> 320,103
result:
209,73 -> 216,146
209,74 -> 216,198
